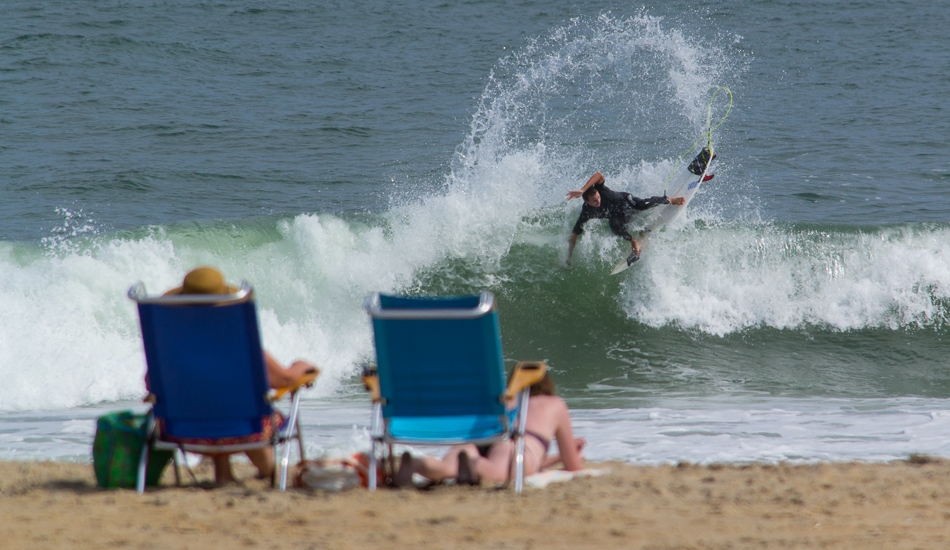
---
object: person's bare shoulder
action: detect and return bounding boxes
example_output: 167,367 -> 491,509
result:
533,394 -> 569,412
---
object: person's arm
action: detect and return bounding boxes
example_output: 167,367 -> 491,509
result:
541,437 -> 587,469
567,203 -> 592,266
264,351 -> 318,389
565,172 -> 605,200
549,399 -> 585,471
567,232 -> 579,266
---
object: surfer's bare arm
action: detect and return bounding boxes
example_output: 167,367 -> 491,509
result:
565,172 -> 604,200
566,232 -> 579,266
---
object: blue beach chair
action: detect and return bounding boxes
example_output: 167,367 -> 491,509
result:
362,292 -> 546,492
129,282 -> 317,493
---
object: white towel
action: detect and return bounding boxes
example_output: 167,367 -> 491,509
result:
523,467 -> 610,489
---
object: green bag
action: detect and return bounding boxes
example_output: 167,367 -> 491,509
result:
93,411 -> 173,489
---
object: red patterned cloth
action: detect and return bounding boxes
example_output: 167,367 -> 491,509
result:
158,411 -> 285,448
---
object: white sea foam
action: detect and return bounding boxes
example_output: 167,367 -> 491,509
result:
4,397 -> 949,465
4,211 -> 945,414
622,222 -> 950,335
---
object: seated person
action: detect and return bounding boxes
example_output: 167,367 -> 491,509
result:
394,370 -> 586,487
149,266 -> 317,486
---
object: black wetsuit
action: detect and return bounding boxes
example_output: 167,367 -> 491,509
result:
572,182 -> 671,241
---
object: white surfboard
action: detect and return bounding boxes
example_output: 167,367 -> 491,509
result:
610,145 -> 715,275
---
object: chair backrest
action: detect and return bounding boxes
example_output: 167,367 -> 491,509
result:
130,283 -> 272,440
365,292 -> 507,421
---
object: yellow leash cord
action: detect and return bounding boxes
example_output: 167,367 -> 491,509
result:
663,87 -> 733,195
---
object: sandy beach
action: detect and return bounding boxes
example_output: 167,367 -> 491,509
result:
2,457 -> 949,549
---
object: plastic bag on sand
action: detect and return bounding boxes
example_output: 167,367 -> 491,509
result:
294,454 -> 375,492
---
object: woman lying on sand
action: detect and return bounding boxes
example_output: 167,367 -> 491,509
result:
394,370 -> 586,487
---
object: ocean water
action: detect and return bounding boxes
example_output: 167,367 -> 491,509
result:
2,0 -> 949,465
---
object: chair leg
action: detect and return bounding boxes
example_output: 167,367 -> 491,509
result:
278,438 -> 293,491
172,450 -> 182,486
296,418 -> 306,462
136,441 -> 150,494
386,444 -> 396,481
514,436 -> 526,493
368,402 -> 383,491
278,391 -> 304,491
182,452 -> 200,486
277,438 -> 292,490
514,387 -> 532,493
136,414 -> 156,494
368,437 -> 378,491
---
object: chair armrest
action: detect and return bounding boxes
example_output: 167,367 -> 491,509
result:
504,361 -> 548,400
271,369 -> 320,401
363,372 -> 382,403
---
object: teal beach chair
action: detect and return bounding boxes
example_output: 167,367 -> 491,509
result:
129,282 -> 317,493
362,292 -> 546,492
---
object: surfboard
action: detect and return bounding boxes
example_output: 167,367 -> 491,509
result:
610,145 -> 715,275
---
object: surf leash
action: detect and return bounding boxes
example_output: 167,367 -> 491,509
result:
663,87 -> 733,195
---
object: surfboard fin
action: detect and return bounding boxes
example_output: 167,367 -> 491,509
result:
702,174 -> 714,182
688,148 -> 713,175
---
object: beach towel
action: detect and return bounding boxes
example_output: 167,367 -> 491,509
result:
523,468 -> 610,489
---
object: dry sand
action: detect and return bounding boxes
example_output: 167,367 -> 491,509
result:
2,457 -> 950,549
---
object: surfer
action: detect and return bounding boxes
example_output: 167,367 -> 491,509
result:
565,172 -> 685,266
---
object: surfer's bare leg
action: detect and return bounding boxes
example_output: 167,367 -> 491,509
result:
630,238 -> 641,257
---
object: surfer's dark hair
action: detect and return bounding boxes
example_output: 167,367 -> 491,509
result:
582,186 -> 598,202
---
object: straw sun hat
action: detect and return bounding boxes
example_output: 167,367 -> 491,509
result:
163,266 -> 239,296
